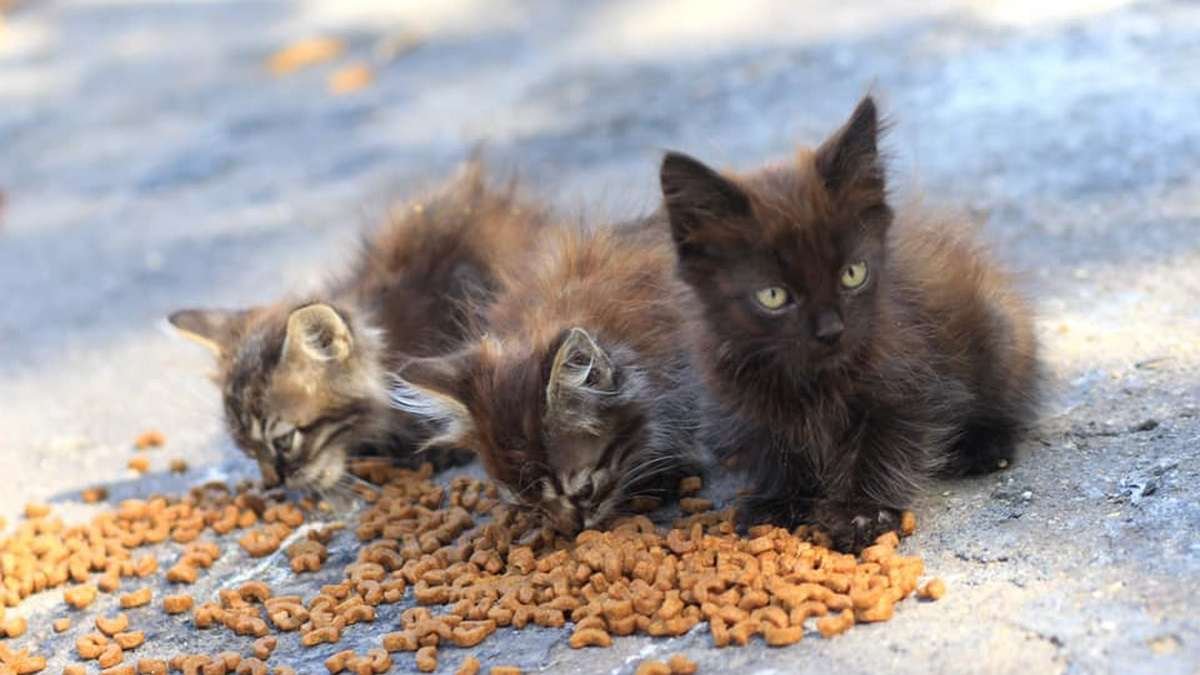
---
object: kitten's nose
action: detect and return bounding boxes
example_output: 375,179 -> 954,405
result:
814,311 -> 844,345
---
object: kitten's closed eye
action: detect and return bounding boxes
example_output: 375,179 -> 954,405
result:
840,261 -> 869,290
754,286 -> 791,310
270,429 -> 297,455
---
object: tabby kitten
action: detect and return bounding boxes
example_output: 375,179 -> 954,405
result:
660,96 -> 1039,551
393,223 -> 704,535
169,162 -> 548,496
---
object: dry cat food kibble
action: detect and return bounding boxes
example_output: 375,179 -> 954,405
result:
0,459 -> 936,671
120,587 -> 153,608
128,456 -> 151,474
455,656 -> 481,675
134,430 -> 166,449
918,578 -> 946,600
0,644 -> 47,674
83,486 -> 109,503
163,594 -> 194,614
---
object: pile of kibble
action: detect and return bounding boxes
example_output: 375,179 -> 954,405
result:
0,453 -> 943,674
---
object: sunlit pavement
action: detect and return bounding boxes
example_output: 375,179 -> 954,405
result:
0,1 -> 1197,672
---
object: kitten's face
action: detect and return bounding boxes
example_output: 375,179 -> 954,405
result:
170,303 -> 387,494
395,328 -> 655,535
662,96 -> 891,379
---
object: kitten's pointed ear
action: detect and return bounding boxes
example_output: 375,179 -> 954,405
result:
815,96 -> 886,202
660,151 -> 751,252
547,327 -> 616,405
283,304 -> 352,364
168,308 -> 246,355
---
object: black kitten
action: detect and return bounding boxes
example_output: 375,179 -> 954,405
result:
660,96 -> 1040,551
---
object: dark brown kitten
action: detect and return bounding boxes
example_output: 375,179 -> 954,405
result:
168,162 -> 549,496
393,223 -> 704,535
660,96 -> 1040,551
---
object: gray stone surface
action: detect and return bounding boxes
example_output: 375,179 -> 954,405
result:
1,0 -> 1198,673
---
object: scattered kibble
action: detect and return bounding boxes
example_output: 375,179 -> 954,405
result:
120,587 -> 153,609
82,486 -> 109,503
0,456 -> 935,667
919,578 -> 946,601
134,430 -> 166,449
328,63 -> 373,94
267,36 -> 344,75
128,456 -> 150,474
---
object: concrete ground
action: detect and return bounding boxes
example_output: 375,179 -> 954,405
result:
1,0 -> 1198,673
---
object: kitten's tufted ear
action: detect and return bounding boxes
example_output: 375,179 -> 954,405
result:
284,304 -> 352,364
548,328 -> 616,398
168,308 -> 247,355
660,151 -> 752,255
814,96 -> 887,204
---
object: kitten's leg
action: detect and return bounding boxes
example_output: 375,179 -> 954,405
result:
735,437 -> 823,531
807,411 -> 945,552
942,418 -> 1017,476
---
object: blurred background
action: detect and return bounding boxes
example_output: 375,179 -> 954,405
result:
0,1 -> 1197,672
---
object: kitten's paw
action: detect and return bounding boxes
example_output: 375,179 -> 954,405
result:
422,446 -> 476,471
811,502 -> 901,553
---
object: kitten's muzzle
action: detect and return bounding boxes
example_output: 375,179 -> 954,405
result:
545,502 -> 585,536
813,310 -> 845,345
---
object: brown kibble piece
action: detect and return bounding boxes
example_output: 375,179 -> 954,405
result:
489,667 -> 522,675
65,666 -> 88,675
77,632 -> 109,659
167,563 -> 198,584
239,529 -> 281,557
96,613 -> 130,636
1,616 -> 27,638
919,578 -> 946,601
301,626 -> 340,646
252,636 -> 277,659
138,660 -> 169,675
239,581 -> 272,603
66,584 -> 98,609
98,643 -> 124,668
667,654 -> 697,674
328,63 -> 374,95
629,496 -> 661,513
817,609 -> 855,638
415,646 -> 437,672
24,502 -> 50,518
83,486 -> 109,503
324,650 -> 354,674
899,510 -> 917,536
120,587 -> 153,608
764,624 -> 804,646
455,656 -> 481,675
678,476 -> 703,496
569,627 -> 613,648
163,594 -> 194,614
114,631 -> 145,649
134,430 -> 166,449
128,456 -> 151,474
678,498 -> 713,514
267,37 -> 344,75
169,459 -> 188,473
54,616 -> 72,632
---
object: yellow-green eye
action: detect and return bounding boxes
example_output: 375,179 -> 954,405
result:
840,261 -> 869,289
754,286 -> 790,310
